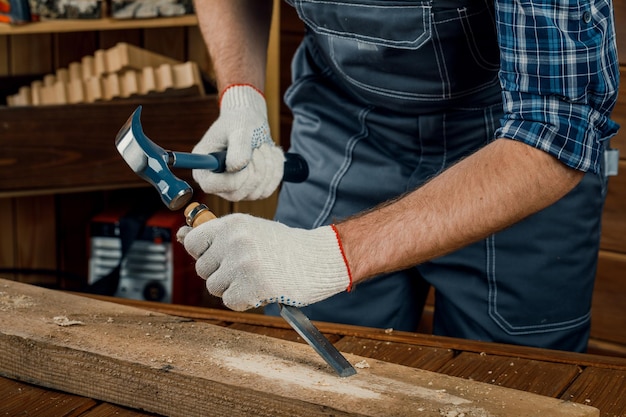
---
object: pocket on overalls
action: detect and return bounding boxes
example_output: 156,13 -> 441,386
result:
290,0 -> 501,113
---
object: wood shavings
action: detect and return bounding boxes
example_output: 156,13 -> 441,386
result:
354,360 -> 371,369
53,316 -> 84,327
0,292 -> 35,311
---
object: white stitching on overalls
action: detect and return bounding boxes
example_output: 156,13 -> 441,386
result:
312,106 -> 372,228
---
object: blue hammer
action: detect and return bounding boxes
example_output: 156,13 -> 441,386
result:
115,105 -> 308,211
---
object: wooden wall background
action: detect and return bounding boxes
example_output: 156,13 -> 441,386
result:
0,2 -> 624,356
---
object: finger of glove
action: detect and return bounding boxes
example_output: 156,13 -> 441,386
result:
176,225 -> 192,245
180,221 -> 216,260
245,145 -> 285,201
205,145 -> 284,201
225,126 -> 254,171
221,280 -> 258,312
193,123 -> 228,155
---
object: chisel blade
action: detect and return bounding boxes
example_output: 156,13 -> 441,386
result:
279,304 -> 357,377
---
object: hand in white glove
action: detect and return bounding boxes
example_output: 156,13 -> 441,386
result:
192,84 -> 285,201
176,214 -> 353,311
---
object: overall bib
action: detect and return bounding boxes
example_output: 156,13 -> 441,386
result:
267,0 -> 607,352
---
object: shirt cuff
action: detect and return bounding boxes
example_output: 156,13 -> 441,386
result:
495,91 -> 619,174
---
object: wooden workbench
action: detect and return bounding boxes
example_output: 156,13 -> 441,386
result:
2,294 -> 625,417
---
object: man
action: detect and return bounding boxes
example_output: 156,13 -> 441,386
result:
178,0 -> 619,352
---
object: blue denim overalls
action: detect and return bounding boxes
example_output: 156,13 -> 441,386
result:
267,0 -> 607,352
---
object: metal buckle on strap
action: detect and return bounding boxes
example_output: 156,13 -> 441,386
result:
604,148 -> 619,177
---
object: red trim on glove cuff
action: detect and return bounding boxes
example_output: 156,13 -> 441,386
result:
219,84 -> 265,106
331,224 -> 354,292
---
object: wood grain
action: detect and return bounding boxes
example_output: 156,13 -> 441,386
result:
9,33 -> 53,75
0,97 -> 218,196
0,376 -> 98,416
0,199 -> 16,280
615,0 -> 626,63
592,251 -> 626,346
14,195 -> 58,286
335,336 -> 455,371
0,35 -> 8,76
143,27 -> 186,62
600,161 -> 626,253
437,352 -> 581,398
0,279 -> 600,417
54,32 -> 98,69
561,366 -> 626,417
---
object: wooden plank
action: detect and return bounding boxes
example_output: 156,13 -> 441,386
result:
561,367 -> 626,417
334,336 -> 454,372
80,294 -> 626,371
9,33 -> 53,76
267,0 -> 281,144
99,29 -> 142,50
0,16 -> 198,35
0,375 -> 98,416
54,32 -> 99,68
0,279 -> 599,417
608,71 -> 626,152
14,195 -> 58,286
437,352 -> 581,398
143,27 -> 186,61
81,402 -> 160,417
600,160 -> 626,252
0,199 -> 16,280
616,0 -> 626,64
592,251 -> 626,346
0,35 -> 8,76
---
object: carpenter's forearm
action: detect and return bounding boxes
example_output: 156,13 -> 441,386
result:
193,0 -> 273,92
336,139 -> 584,284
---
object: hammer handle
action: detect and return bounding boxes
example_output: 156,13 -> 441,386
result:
170,151 -> 309,183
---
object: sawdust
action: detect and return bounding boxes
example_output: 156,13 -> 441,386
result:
211,348 -> 476,410
0,291 -> 35,311
438,407 -> 496,417
52,316 -> 85,327
354,360 -> 371,369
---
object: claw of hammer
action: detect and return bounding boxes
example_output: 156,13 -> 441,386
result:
115,106 -> 195,211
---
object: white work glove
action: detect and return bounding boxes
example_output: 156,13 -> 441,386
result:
177,214 -> 353,311
192,84 -> 285,201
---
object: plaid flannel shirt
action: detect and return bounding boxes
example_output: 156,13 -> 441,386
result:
494,0 -> 620,174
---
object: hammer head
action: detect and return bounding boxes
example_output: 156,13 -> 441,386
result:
115,106 -> 193,211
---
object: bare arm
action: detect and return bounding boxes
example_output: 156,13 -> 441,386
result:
336,138 -> 584,284
194,0 -> 273,92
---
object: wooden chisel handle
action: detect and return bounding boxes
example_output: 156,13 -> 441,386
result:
184,202 -> 216,227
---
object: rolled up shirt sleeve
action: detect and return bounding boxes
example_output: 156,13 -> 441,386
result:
494,0 -> 620,174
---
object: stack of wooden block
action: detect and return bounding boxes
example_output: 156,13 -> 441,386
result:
7,42 -> 206,107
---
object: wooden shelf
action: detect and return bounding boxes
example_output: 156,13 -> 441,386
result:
0,15 -> 197,35
0,96 -> 217,197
